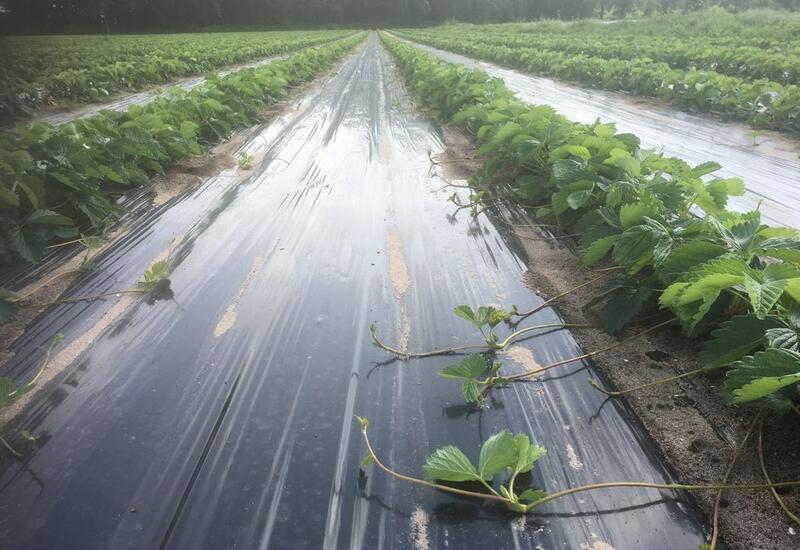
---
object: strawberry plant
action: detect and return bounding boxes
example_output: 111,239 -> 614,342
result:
0,333 -> 63,456
394,29 -> 800,133
237,152 -> 255,170
357,416 -> 549,513
438,354 -> 508,404
356,417 -> 800,515
402,26 -> 800,87
140,258 -> 171,296
452,305 -> 510,348
436,319 -> 672,405
0,30 -> 353,124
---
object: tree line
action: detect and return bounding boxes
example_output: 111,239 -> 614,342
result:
0,0 -> 797,33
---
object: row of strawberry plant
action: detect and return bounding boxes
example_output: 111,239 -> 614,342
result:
381,33 -> 800,417
0,33 -> 365,269
0,31 -> 343,85
0,30 -> 351,124
423,28 -> 800,86
393,30 -> 800,134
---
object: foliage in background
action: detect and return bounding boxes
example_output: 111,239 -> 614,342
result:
1,0 -> 799,33
395,26 -> 800,133
0,30 -> 349,123
405,25 -> 800,85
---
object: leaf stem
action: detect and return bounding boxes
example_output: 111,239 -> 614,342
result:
370,324 -> 489,358
587,367 -> 705,397
708,413 -> 760,550
497,323 -> 592,349
16,269 -> 83,301
358,421 -> 512,505
515,270 -> 622,318
36,289 -> 144,308
516,232 -> 581,242
504,319 -> 674,383
757,417 -> 800,526
430,173 -> 473,190
491,215 -> 559,230
479,478 -> 503,498
0,435 -> 21,458
7,334 -> 63,398
370,322 -> 588,359
44,237 -> 85,249
428,155 -> 476,166
522,477 -> 800,512
508,470 -> 519,497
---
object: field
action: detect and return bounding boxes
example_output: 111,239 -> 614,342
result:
396,10 -> 800,132
0,33 -> 360,264
0,30 -> 350,123
1,9 -> 800,550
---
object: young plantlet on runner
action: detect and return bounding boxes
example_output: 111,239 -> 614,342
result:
356,416 -> 547,513
0,333 -> 64,457
439,354 -> 509,404
237,152 -> 255,170
356,417 -> 800,516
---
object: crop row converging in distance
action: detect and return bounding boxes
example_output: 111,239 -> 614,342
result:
395,18 -> 800,133
0,30 -> 352,124
0,33 -> 363,267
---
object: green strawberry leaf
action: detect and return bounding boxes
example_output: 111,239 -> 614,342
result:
724,348 -> 800,405
700,314 -> 782,370
423,445 -> 481,482
478,430 -> 517,480
462,379 -> 482,404
765,327 -> 800,351
440,354 -> 488,380
511,433 -> 547,475
453,305 -> 478,327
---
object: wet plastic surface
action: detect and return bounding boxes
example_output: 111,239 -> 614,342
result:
0,35 -> 706,549
396,36 -> 800,229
